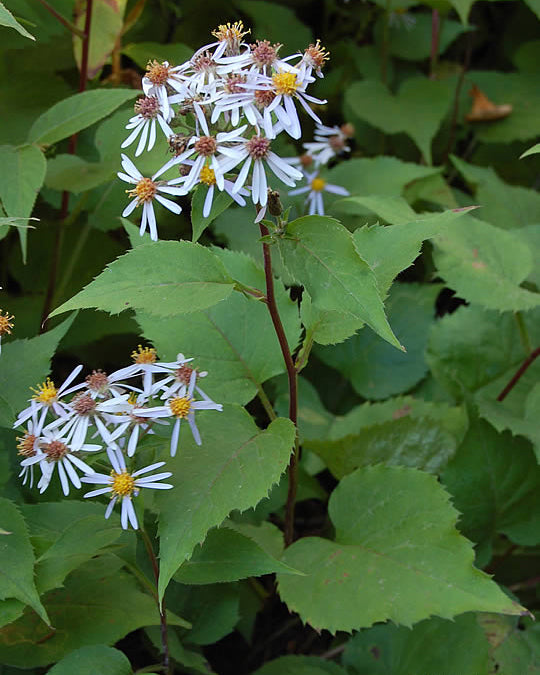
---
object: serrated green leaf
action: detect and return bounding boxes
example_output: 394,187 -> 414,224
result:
316,283 -> 441,399
136,248 -> 300,405
300,292 -> 362,346
0,561 -> 188,668
253,655 -> 348,675
28,89 -> 139,146
0,2 -> 35,39
277,465 -> 526,633
0,599 -> 24,629
157,407 -> 295,600
278,215 -> 402,350
0,498 -> 49,626
0,314 -> 76,427
432,215 -> 540,311
337,195 -> 417,225
479,615 -> 540,674
174,526 -> 301,584
47,645 -> 132,675
191,185 -> 233,242
344,78 -> 455,164
442,417 -> 540,548
50,241 -> 235,318
352,207 -> 471,296
342,613 -> 489,675
450,155 -> 540,229
121,41 -> 193,70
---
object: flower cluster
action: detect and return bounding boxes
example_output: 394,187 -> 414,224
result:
118,22 -> 333,237
14,347 -> 222,529
0,309 -> 14,354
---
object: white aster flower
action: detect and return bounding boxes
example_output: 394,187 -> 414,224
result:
303,123 -> 353,166
20,428 -> 100,496
81,447 -> 173,530
134,370 -> 222,457
121,95 -> 175,157
150,354 -> 212,401
298,40 -> 330,79
115,345 -> 187,397
215,39 -> 299,77
118,154 -> 186,241
289,172 -> 350,215
16,413 -> 41,488
14,365 -> 85,434
142,60 -> 188,119
0,309 -> 14,355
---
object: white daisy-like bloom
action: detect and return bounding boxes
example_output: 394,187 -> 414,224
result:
115,345 -> 190,397
289,171 -> 350,216
134,370 -> 223,457
215,39 -> 299,77
44,392 -> 131,451
13,365 -> 85,434
16,412 -> 41,488
83,368 -> 142,400
297,40 -> 330,79
121,95 -> 175,157
118,154 -> 186,241
81,447 -> 173,530
303,123 -> 352,166
141,60 -> 188,119
150,354 -> 211,401
160,126 -> 248,193
0,309 -> 14,355
225,134 -> 303,207
20,428 -> 100,496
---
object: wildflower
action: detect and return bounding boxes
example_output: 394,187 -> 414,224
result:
303,123 -> 353,166
300,40 -> 330,78
175,161 -> 249,216
135,370 -> 222,456
118,154 -> 185,241
0,310 -> 14,354
81,447 -> 173,530
17,412 -> 41,488
289,172 -> 349,215
121,96 -> 175,157
20,428 -> 100,496
150,353 -> 212,401
142,60 -> 187,119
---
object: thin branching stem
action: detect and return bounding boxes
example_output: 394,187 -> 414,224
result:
258,222 -> 299,546
497,347 -> 540,402
35,0 -> 86,37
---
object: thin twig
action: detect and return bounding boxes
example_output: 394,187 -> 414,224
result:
35,0 -> 86,37
258,222 -> 299,546
496,347 -> 540,402
429,10 -> 440,79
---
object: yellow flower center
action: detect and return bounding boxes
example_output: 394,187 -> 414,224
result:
170,396 -> 192,418
128,391 -> 139,405
0,310 -> 14,336
310,177 -> 326,192
131,345 -> 157,364
211,21 -> 249,44
145,60 -> 172,86
272,72 -> 299,96
31,378 -> 58,404
17,433 -> 37,457
200,165 -> 216,186
111,471 -> 136,497
128,177 -> 157,205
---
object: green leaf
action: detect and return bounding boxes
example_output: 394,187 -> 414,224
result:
300,292 -> 362,346
73,0 -> 127,79
342,613 -> 489,675
136,248 -> 300,405
344,78 -> 455,164
450,155 -> 540,229
173,526 -> 301,584
0,498 -> 49,626
121,41 -> 193,70
278,216 -> 403,350
0,599 -> 24,629
337,194 -> 417,225
432,215 -> 539,311
520,143 -> 540,159
157,407 -> 296,600
45,154 -> 115,193
0,2 -> 35,39
448,0 -> 475,24
479,615 -> 540,674
0,560 -> 188,668
0,314 -> 76,427
0,144 -> 46,260
316,283 -> 441,399
191,185 -> 233,242
306,397 -> 467,478
277,465 -> 526,633
352,206 -> 472,296
50,241 -> 235,318
442,417 -> 540,549
253,655 -> 348,675
28,89 -> 139,146
47,645 -> 133,675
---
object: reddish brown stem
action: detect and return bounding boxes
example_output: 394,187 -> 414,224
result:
429,10 -> 440,78
40,0 -> 93,331
35,0 -> 86,37
258,222 -> 299,546
497,347 -> 540,402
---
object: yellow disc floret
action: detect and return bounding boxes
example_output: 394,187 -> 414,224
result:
131,345 -> 157,364
170,396 -> 192,419
128,177 -> 157,205
0,310 -> 14,336
212,21 -> 249,44
145,60 -> 173,86
111,471 -> 136,497
272,71 -> 299,96
310,177 -> 326,192
31,377 -> 58,404
200,165 -> 217,186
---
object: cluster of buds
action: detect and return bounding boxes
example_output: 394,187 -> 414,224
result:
118,21 -> 336,237
14,347 -> 222,529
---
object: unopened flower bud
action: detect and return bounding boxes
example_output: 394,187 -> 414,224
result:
340,122 -> 355,138
267,189 -> 283,217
